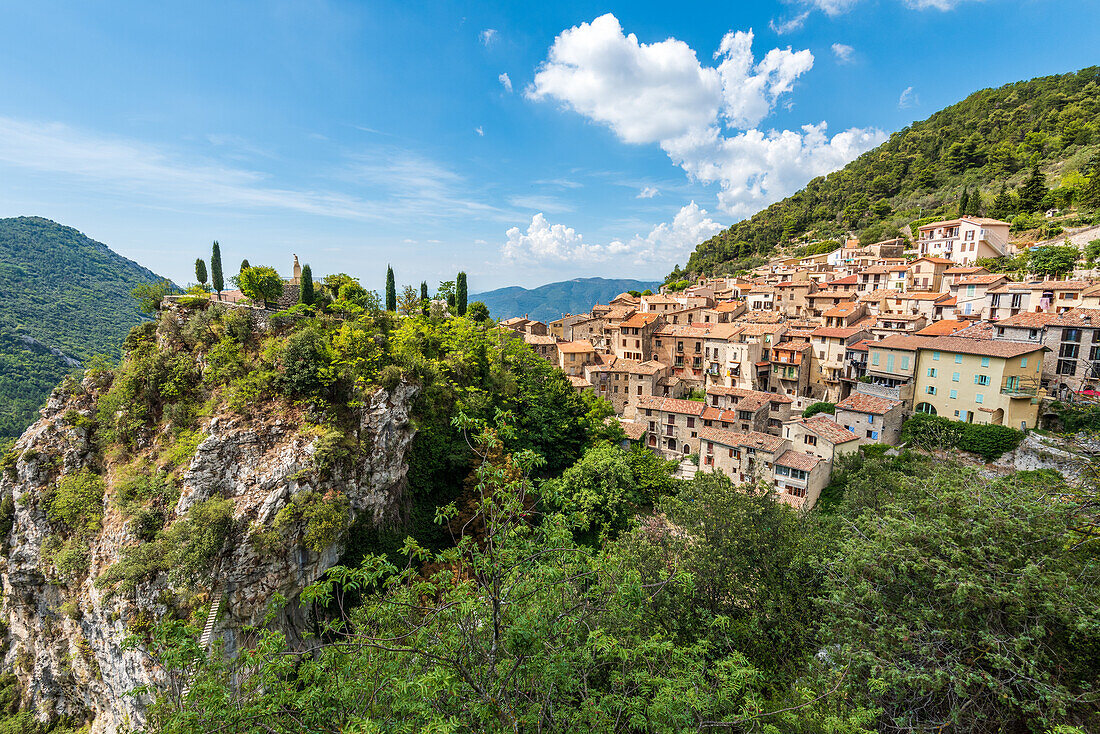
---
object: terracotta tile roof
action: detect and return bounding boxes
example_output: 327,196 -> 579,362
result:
606,359 -> 664,376
919,217 -> 1010,229
636,395 -> 707,416
823,302 -> 862,317
811,326 -> 869,339
873,334 -> 1045,358
739,311 -> 786,323
995,311 -> 1061,328
620,421 -> 647,440
1028,280 -> 1092,291
859,289 -> 898,301
957,274 -> 1008,286
847,339 -> 871,352
702,323 -> 744,340
828,274 -> 858,285
523,334 -> 559,345
1049,308 -> 1100,326
836,393 -> 903,415
604,305 -> 637,321
775,450 -> 822,472
738,322 -> 787,336
950,321 -> 997,340
899,292 -> 953,301
912,256 -> 954,264
715,300 -> 745,312
944,266 -> 985,274
773,341 -> 811,352
798,415 -> 861,444
938,296 -> 957,306
568,376 -> 592,388
698,427 -> 787,453
807,289 -> 857,300
915,319 -> 974,336
620,312 -> 663,328
501,316 -> 529,325
643,294 -> 680,304
558,340 -> 596,353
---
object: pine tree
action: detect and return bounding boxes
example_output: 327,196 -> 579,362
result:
210,241 -> 224,295
299,264 -> 314,305
240,259 -> 251,273
1080,174 -> 1100,211
195,258 -> 208,286
957,188 -> 969,218
456,271 -> 468,316
1018,166 -> 1049,212
386,266 -> 396,312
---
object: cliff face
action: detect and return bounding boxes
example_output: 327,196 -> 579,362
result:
0,374 -> 418,732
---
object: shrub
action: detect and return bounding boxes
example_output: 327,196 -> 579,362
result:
161,429 -> 204,469
47,470 -> 105,536
50,537 -> 90,581
271,490 -> 351,553
802,401 -> 835,418
60,600 -> 82,620
0,495 -> 14,541
278,327 -> 335,398
61,410 -> 95,431
902,413 -> 1022,460
312,427 -> 354,476
958,423 -> 1024,460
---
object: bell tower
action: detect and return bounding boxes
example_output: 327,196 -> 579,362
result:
292,254 -> 302,285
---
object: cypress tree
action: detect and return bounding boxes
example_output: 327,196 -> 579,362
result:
456,271 -> 468,316
420,281 -> 429,301
240,259 -> 250,273
957,188 -> 969,218
420,281 -> 430,316
386,266 -> 396,312
211,241 -> 224,295
1018,166 -> 1049,212
195,258 -> 208,286
299,264 -> 314,305
966,189 -> 983,217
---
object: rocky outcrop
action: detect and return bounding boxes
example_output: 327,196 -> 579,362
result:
0,378 -> 418,733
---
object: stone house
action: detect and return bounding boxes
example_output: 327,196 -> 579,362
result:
568,316 -> 606,350
586,358 -> 666,417
949,274 -> 1010,319
805,289 -> 858,318
637,396 -> 707,458
907,256 -> 954,292
769,340 -> 811,397
941,266 -> 989,290
698,300 -> 747,323
986,282 -> 1035,320
523,333 -> 559,363
610,312 -> 663,362
916,217 -> 1010,264
857,264 -> 908,292
557,340 -> 597,376
1043,309 -> 1100,398
704,385 -> 793,435
771,450 -> 829,510
809,325 -> 874,401
652,324 -> 712,387
783,414 -> 862,463
697,426 -> 789,484
835,391 -> 906,444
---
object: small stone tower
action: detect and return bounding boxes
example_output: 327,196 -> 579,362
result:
292,254 -> 302,285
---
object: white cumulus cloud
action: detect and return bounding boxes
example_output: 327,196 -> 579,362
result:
528,14 -> 884,219
831,43 -> 854,63
503,202 -> 722,265
479,29 -> 497,46
475,126 -> 484,136
769,11 -> 810,35
498,72 -> 513,92
637,186 -> 659,199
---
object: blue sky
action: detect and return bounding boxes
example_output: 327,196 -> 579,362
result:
1,0 -> 1098,292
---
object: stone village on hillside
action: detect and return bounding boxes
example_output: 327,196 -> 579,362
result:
497,217 -> 1100,510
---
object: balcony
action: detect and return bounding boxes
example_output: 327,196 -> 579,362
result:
1001,376 -> 1042,398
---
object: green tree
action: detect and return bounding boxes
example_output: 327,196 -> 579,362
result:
1028,245 -> 1078,278
1018,165 -> 1050,212
235,266 -> 283,307
802,401 -> 835,418
436,279 -> 456,309
210,241 -> 224,295
239,258 -> 250,273
965,187 -> 983,216
456,271 -> 468,316
1085,239 -> 1100,268
397,284 -> 420,316
131,279 -> 174,315
989,182 -> 1015,220
420,281 -> 430,316
466,300 -> 490,322
298,264 -> 314,306
194,258 -> 208,287
385,265 -> 396,312
823,463 -> 1100,732
1081,173 -> 1100,210
956,187 -> 970,217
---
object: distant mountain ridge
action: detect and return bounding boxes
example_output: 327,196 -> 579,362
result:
0,217 -> 170,438
472,277 -> 661,323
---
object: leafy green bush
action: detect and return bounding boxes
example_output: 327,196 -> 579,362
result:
958,422 -> 1024,460
161,429 -> 204,469
270,490 -> 351,553
47,470 -> 105,536
902,413 -> 1022,460
802,401 -> 835,418
46,536 -> 89,581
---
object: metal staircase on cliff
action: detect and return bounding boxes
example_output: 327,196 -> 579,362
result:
180,589 -> 224,699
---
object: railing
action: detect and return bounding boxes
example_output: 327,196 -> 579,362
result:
1000,376 -> 1042,398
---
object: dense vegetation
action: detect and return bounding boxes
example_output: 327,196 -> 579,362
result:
0,217 -> 170,439
679,67 -> 1100,277
143,443 -> 1100,733
473,277 -> 662,323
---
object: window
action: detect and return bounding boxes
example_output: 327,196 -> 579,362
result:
975,375 -> 990,386
926,385 -> 937,395
1057,359 -> 1076,375
952,372 -> 960,382
932,351 -> 940,361
804,435 -> 817,446
950,389 -> 958,399
955,354 -> 963,364
900,356 -> 909,370
1021,357 -> 1028,368
687,417 -> 695,428
976,393 -> 984,404
1064,328 -> 1081,342
871,352 -> 880,366
927,368 -> 937,377
981,356 -> 990,367
887,354 -> 895,371
967,285 -> 976,297
867,415 -> 875,424
1060,343 -> 1079,359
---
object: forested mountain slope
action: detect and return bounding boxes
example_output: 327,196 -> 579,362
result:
472,277 -> 661,323
680,66 -> 1100,277
0,217 -> 169,438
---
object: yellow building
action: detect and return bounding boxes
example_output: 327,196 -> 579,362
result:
875,336 -> 1046,428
